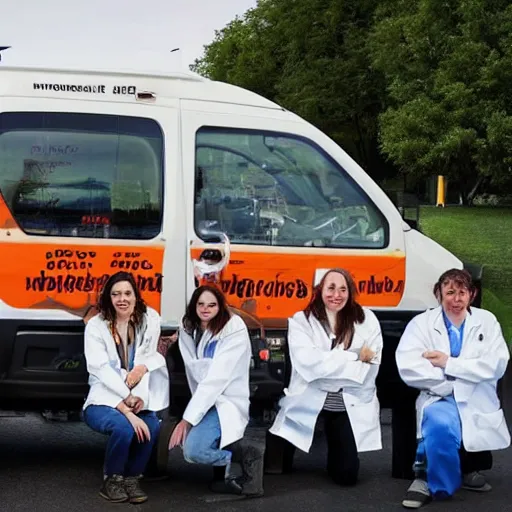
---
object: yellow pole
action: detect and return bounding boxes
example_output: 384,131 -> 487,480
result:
436,175 -> 445,207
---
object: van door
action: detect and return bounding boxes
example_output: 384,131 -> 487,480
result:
0,97 -> 182,325
181,104 -> 406,325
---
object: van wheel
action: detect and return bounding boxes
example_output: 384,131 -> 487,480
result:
156,416 -> 178,473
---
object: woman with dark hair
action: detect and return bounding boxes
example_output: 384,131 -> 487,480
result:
270,268 -> 383,486
169,285 -> 263,497
83,271 -> 169,504
397,268 -> 510,509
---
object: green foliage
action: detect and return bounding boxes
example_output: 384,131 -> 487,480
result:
192,0 -> 512,200
191,0 -> 390,179
371,0 -> 512,202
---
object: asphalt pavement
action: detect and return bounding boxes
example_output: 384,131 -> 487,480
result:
1,411 -> 511,512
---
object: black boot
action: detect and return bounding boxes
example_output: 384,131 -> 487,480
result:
124,475 -> 148,504
208,462 -> 243,495
99,475 -> 129,503
239,443 -> 265,497
226,439 -> 264,498
209,475 -> 244,495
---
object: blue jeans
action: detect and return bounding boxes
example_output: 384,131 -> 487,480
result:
183,408 -> 232,473
84,405 -> 160,477
416,396 -> 462,498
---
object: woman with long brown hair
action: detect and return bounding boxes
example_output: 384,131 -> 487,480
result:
270,268 -> 383,486
169,285 -> 263,497
83,271 -> 169,504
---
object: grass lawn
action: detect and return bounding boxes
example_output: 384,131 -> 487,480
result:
420,206 -> 512,343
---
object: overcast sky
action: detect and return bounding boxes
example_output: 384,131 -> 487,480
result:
1,0 -> 257,69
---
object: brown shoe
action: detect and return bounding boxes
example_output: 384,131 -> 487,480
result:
99,475 -> 129,503
124,475 -> 148,504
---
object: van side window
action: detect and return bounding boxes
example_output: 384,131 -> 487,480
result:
195,128 -> 388,248
0,113 -> 163,239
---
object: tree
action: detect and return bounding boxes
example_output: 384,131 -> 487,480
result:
191,0 -> 394,181
371,0 -> 512,204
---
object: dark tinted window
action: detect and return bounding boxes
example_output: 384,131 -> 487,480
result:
0,112 -> 163,239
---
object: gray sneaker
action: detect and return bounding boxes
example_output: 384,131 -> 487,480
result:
124,475 -> 148,504
462,471 -> 492,492
402,479 -> 432,509
99,475 -> 129,503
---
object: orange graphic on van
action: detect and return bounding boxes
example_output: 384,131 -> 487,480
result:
191,245 -> 406,323
0,193 -> 164,316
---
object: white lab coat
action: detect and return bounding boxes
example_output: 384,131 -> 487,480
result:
83,307 -> 169,412
270,308 -> 383,453
179,314 -> 251,449
396,306 -> 510,452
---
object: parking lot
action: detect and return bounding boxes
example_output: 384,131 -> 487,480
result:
1,411 -> 511,512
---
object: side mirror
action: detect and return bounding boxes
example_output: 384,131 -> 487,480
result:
406,219 -> 419,230
193,222 -> 231,280
196,220 -> 225,244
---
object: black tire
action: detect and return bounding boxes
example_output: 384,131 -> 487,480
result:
156,416 -> 178,473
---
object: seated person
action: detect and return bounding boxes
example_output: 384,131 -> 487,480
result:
269,268 -> 383,486
169,285 -> 264,497
83,271 -> 169,504
397,268 -> 510,508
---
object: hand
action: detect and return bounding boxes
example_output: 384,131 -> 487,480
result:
126,413 -> 151,443
169,419 -> 191,449
126,365 -> 148,389
423,350 -> 449,368
359,344 -> 376,363
116,400 -> 133,416
125,395 -> 144,414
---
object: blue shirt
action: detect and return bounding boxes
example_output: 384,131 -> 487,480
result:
194,329 -> 219,359
203,339 -> 219,359
442,310 -> 465,358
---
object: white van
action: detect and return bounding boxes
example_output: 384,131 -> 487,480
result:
0,47 -> 469,419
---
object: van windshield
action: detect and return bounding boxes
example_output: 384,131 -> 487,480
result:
0,112 -> 163,239
195,128 -> 387,248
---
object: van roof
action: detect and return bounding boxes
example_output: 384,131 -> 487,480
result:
0,45 -> 284,111
0,45 -> 204,80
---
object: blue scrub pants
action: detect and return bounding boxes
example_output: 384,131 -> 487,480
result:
416,396 -> 462,498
